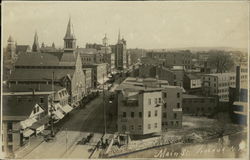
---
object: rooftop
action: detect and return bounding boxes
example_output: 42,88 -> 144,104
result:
183,94 -> 214,99
204,72 -> 235,77
3,95 -> 38,120
9,68 -> 75,81
3,83 -> 64,93
116,77 -> 180,92
185,73 -> 201,80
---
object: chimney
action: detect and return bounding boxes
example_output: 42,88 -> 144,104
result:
235,65 -> 240,101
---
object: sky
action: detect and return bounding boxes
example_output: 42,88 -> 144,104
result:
2,1 -> 249,49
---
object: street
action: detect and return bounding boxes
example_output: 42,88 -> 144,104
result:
23,91 -> 114,159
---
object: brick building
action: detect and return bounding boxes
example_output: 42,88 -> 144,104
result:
182,94 -> 218,116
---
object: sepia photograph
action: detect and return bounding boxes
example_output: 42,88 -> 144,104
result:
1,1 -> 249,159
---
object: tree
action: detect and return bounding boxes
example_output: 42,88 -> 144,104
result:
207,50 -> 234,73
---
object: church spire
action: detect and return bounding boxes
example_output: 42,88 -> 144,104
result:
64,17 -> 75,40
32,31 -> 40,52
103,33 -> 108,47
118,29 -> 121,43
64,17 -> 76,52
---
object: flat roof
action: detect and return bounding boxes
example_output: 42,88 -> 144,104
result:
183,94 -> 214,99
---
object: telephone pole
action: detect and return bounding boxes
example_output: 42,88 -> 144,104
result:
103,74 -> 107,135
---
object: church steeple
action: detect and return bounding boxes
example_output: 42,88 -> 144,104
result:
117,29 -> 121,43
32,31 -> 40,52
102,34 -> 108,47
64,17 -> 76,52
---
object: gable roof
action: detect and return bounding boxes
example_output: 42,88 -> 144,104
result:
3,95 -> 37,120
15,52 -> 61,66
16,45 -> 30,53
185,74 -> 201,80
9,68 -> 75,81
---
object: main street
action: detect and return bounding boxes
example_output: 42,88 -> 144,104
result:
23,92 -> 111,159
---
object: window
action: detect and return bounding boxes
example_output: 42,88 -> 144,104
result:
177,93 -> 180,98
154,123 -> 158,128
130,125 -> 134,130
171,121 -> 174,126
131,112 -> 134,118
40,97 -> 44,104
148,111 -> 151,117
148,98 -> 151,105
177,103 -> 180,108
214,84 -> 216,87
176,121 -> 179,126
139,112 -> 142,118
158,98 -> 162,103
33,108 -> 36,114
155,110 -> 158,116
138,125 -> 142,130
174,113 -> 177,119
148,124 -> 151,129
7,134 -> 13,142
163,112 -> 167,118
7,145 -> 13,152
7,123 -> 12,130
122,125 -> 126,131
163,92 -> 167,98
154,98 -> 158,104
122,112 -> 126,118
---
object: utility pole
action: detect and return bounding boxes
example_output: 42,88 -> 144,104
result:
66,128 -> 68,152
103,73 -> 107,135
50,72 -> 55,137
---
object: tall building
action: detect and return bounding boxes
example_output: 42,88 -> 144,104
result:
116,77 -> 162,135
116,77 -> 183,135
201,67 -> 247,101
112,30 -> 127,70
32,32 -> 40,52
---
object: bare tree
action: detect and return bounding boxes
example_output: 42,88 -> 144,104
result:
207,50 -> 234,73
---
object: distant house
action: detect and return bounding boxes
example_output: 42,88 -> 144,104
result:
2,95 -> 47,157
183,73 -> 202,95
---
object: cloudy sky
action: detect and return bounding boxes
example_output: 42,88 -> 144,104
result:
2,1 -> 248,49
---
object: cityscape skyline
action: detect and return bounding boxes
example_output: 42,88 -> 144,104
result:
3,1 -> 248,50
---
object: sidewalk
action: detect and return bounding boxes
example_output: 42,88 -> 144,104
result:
15,135 -> 44,158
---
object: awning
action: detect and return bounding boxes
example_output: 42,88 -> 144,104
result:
53,110 -> 64,120
54,103 -> 62,110
60,104 -> 73,114
30,116 -> 50,130
20,118 -> 37,129
23,129 -> 34,137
